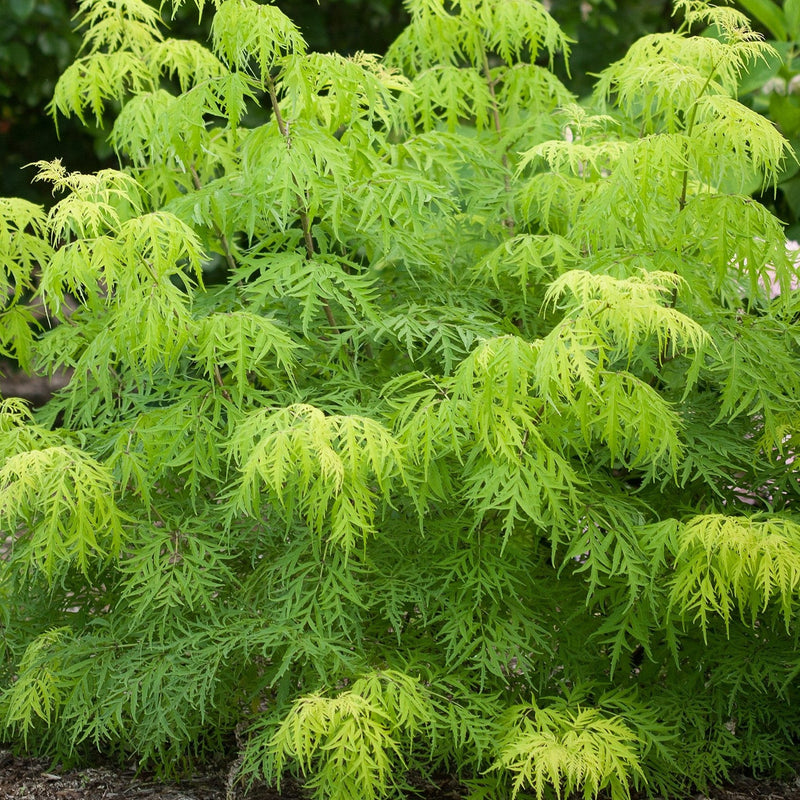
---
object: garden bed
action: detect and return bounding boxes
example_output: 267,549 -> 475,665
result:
0,751 -> 797,800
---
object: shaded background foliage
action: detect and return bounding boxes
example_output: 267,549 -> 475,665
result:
548,0 -> 674,92
731,0 -> 800,238
0,0 -> 94,201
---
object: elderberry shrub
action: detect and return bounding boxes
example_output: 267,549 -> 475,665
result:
1,1 -> 799,798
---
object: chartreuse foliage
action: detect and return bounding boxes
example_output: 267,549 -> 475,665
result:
2,0 -> 800,797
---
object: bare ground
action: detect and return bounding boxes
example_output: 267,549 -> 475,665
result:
0,750 -> 295,800
0,751 -> 799,800
0,751 -> 471,800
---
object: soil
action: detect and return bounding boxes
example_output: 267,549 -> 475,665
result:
0,750 -> 798,800
0,751 -> 469,800
0,749 -> 264,800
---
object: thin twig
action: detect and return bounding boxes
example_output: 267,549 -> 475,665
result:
482,51 -> 515,235
189,164 -> 238,274
265,73 -> 341,335
214,364 -> 232,401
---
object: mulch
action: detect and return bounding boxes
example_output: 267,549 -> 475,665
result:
0,750 -> 470,800
0,750 -> 286,800
1,750 -> 799,800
